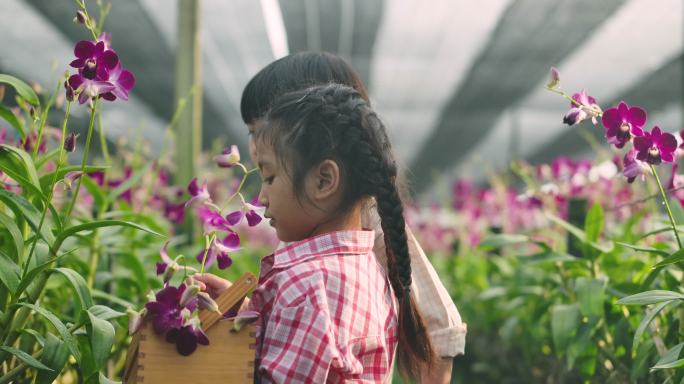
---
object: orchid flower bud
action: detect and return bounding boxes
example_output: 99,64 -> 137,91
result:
215,145 -> 240,168
180,284 -> 200,308
546,67 -> 560,89
127,307 -> 146,335
197,291 -> 221,314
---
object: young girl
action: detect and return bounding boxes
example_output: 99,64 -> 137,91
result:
247,83 -> 433,382
197,52 -> 465,383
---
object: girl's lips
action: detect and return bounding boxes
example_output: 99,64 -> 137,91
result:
269,218 -> 275,227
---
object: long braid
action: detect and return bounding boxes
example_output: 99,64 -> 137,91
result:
265,84 -> 435,379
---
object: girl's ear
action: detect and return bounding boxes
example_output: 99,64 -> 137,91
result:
309,159 -> 341,201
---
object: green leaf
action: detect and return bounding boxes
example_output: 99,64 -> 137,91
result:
52,267 -> 94,312
0,189 -> 55,244
631,339 -> 654,381
651,342 -> 684,370
617,290 -> 684,305
478,286 -> 507,300
20,328 -> 46,348
0,211 -> 24,260
0,144 -> 42,193
616,241 -> 670,257
36,333 -> 70,384
0,74 -> 40,106
55,220 -> 164,250
521,251 -> 578,264
633,300 -> 676,352
551,303 -> 580,352
15,303 -> 80,362
575,277 -> 605,318
669,197 -> 684,225
0,104 -> 25,139
0,345 -> 52,371
91,289 -> 135,309
84,308 -> 115,373
653,248 -> 684,269
80,175 -> 106,211
584,203 -> 604,243
39,165 -> 108,192
0,250 -> 20,294
478,234 -> 529,250
88,305 -> 125,321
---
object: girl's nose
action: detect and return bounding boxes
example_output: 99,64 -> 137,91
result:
257,186 -> 268,207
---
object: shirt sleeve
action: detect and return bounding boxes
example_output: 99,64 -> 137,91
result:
258,299 -> 338,383
364,204 -> 467,357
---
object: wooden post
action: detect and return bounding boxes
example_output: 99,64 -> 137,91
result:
175,0 -> 203,240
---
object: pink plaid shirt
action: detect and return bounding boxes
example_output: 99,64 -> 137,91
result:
247,230 -> 398,383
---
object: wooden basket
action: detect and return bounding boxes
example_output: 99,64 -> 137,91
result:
123,272 -> 258,383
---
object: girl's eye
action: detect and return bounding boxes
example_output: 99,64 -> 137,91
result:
263,176 -> 274,184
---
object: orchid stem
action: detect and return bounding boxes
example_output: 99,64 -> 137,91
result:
650,164 -> 682,250
64,98 -> 99,223
199,234 -> 215,274
220,164 -> 257,214
545,86 -> 603,116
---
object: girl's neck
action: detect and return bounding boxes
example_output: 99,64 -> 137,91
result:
307,205 -> 363,238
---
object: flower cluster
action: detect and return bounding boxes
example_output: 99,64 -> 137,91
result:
129,145 -> 264,356
66,33 -> 135,105
549,68 -> 678,184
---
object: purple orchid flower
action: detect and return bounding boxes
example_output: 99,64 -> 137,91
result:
226,202 -> 263,227
186,178 -> 211,207
68,73 -> 115,105
101,63 -> 135,101
633,126 -> 677,165
165,317 -> 209,356
602,101 -> 647,149
145,283 -> 197,335
563,90 -> 601,126
164,201 -> 186,224
215,145 -> 240,168
69,39 -> 119,80
197,205 -> 233,234
623,149 -> 650,183
196,232 -> 240,269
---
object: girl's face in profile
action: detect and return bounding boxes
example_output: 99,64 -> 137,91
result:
254,139 -> 320,242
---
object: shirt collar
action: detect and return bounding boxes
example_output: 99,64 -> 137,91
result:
269,230 -> 375,270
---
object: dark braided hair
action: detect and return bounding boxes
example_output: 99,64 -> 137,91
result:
257,83 -> 434,379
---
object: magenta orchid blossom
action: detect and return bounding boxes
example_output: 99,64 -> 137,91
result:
196,232 -> 240,270
633,126 -> 677,165
601,101 -> 647,149
622,149 -> 651,183
67,32 -> 135,104
186,178 -> 212,207
226,202 -> 263,227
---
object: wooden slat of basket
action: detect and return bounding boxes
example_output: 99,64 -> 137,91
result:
199,272 -> 257,331
135,320 -> 257,383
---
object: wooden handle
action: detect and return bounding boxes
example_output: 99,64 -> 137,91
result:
199,272 -> 257,331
